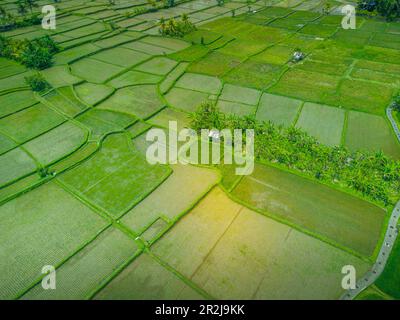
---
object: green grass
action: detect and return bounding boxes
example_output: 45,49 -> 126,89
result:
0,90 -> 37,118
44,87 -> 88,117
54,43 -> 100,65
256,93 -> 302,126
41,66 -> 81,88
0,133 -> 16,155
77,109 -> 135,139
333,29 -> 371,47
23,122 -> 87,166
216,100 -> 256,116
0,71 -> 33,92
188,51 -> 242,77
252,45 -> 294,65
351,68 -> 400,85
345,111 -> 400,159
223,60 -> 281,90
0,104 -> 65,143
123,40 -> 175,55
22,227 -> 139,300
94,253 -> 204,299
122,163 -> 219,234
352,46 -> 400,65
231,163 -> 386,257
295,102 -> 345,146
74,83 -> 114,106
300,23 -> 338,38
2,3 -> 400,300
134,57 -> 178,76
375,236 -> 400,299
140,36 -> 190,51
152,187 -> 370,299
141,218 -> 169,244
269,18 -> 307,31
108,71 -> 161,89
0,148 -> 37,187
91,47 -> 150,68
337,80 -> 394,115
160,63 -> 188,94
97,85 -> 164,119
369,33 -> 400,50
175,73 -> 222,94
355,60 -> 400,75
93,33 -> 142,48
168,44 -> 210,62
0,57 -> 26,79
71,58 -> 124,84
59,133 -> 171,218
147,108 -> 191,131
296,59 -> 348,76
217,39 -> 268,58
183,29 -> 222,45
0,181 -> 107,299
219,83 -> 261,105
269,69 -> 340,105
165,87 -> 209,113
356,286 -> 389,300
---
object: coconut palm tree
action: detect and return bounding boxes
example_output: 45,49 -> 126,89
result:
17,0 -> 28,15
25,0 -> 38,13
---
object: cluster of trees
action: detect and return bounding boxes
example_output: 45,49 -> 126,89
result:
191,102 -> 400,206
0,1 -> 41,31
25,73 -> 50,91
159,14 -> 196,37
0,35 -> 58,69
357,0 -> 400,20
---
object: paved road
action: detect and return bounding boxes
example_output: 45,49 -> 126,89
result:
341,106 -> 400,300
387,106 -> 400,142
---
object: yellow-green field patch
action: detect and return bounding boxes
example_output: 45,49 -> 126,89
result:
0,182 -> 107,299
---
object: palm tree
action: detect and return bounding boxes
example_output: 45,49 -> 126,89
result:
17,0 -> 38,14
26,0 -> 39,13
17,0 -> 28,15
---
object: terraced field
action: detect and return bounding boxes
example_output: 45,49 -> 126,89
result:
1,0 -> 400,300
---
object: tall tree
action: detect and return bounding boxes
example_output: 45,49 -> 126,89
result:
25,0 -> 39,13
17,0 -> 28,15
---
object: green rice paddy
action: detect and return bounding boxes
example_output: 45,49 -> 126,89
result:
0,0 -> 399,301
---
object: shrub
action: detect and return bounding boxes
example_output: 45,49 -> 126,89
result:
21,44 -> 53,69
190,101 -> 225,131
25,73 -> 50,92
0,35 -> 58,69
37,167 -> 54,178
159,14 -> 196,37
35,35 -> 59,54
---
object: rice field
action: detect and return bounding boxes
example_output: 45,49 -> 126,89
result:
0,0 -> 399,301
